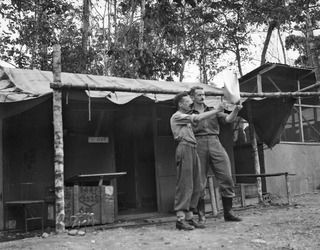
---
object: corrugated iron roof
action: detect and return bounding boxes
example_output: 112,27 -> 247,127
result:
239,63 -> 316,92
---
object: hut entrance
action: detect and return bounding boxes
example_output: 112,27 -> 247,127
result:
114,104 -> 157,215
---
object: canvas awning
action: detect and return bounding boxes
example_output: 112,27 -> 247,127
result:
0,67 -> 222,104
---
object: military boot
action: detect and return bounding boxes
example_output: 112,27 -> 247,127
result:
176,220 -> 195,230
197,197 -> 206,225
222,197 -> 242,222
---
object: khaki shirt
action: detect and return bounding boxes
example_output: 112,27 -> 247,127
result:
191,105 -> 227,136
170,111 -> 197,144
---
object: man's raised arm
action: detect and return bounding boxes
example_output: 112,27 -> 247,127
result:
194,103 -> 225,122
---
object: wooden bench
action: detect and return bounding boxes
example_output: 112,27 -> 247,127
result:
206,172 -> 295,215
234,172 -> 296,205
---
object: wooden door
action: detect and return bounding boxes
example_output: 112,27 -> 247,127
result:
153,105 -> 176,213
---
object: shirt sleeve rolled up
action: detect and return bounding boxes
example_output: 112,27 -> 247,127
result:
172,112 -> 198,125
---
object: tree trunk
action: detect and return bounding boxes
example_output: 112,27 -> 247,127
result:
139,0 -> 145,56
105,0 -> 111,75
38,0 -> 48,70
179,59 -> 186,82
199,57 -> 203,83
111,0 -> 117,75
124,0 -> 135,74
261,20 -> 278,65
30,0 -> 41,69
306,11 -> 320,89
52,44 -> 65,233
114,0 -> 117,39
277,27 -> 287,64
102,1 -> 108,75
201,50 -> 208,84
81,0 -> 91,73
179,4 -> 186,82
108,0 -> 111,50
235,44 -> 243,77
40,44 -> 48,70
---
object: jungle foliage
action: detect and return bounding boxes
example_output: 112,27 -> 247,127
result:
0,0 -> 320,82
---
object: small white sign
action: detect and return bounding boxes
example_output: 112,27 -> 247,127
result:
88,137 -> 109,143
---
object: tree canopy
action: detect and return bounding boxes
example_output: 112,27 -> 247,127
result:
0,0 -> 319,82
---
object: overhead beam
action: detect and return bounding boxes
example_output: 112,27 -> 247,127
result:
50,82 -> 223,96
50,83 -> 320,98
240,91 -> 320,98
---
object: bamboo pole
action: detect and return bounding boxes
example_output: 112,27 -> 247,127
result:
50,82 -> 224,95
50,82 -> 320,98
297,80 -> 305,142
257,74 -> 262,93
52,44 -> 65,233
249,125 -> 263,204
295,81 -> 320,92
207,176 -> 218,216
247,102 -> 264,204
240,91 -> 320,98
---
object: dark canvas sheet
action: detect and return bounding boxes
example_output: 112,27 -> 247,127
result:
239,97 -> 296,148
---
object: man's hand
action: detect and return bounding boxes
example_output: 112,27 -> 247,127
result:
216,103 -> 225,112
234,104 -> 243,111
225,103 -> 243,123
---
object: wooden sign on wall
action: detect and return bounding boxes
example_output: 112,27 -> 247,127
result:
88,137 -> 109,143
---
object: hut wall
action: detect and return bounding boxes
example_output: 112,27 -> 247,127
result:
264,143 -> 320,196
154,105 -> 176,213
3,100 -> 54,202
63,107 -> 116,181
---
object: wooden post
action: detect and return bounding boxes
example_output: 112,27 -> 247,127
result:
207,177 -> 218,216
240,184 -> 246,207
247,102 -> 264,204
257,74 -> 262,93
297,80 -> 305,142
248,123 -> 263,203
52,44 -> 65,232
284,173 -> 291,205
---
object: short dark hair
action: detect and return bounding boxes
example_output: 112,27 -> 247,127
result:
173,91 -> 189,108
189,86 -> 204,96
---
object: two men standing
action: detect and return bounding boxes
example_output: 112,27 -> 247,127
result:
170,87 -> 242,230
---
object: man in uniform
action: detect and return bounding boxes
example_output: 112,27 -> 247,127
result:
170,91 -> 224,230
189,86 -> 242,225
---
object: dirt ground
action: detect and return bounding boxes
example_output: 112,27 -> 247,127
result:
1,192 -> 320,250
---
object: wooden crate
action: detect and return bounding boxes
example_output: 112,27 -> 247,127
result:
65,185 -> 114,227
